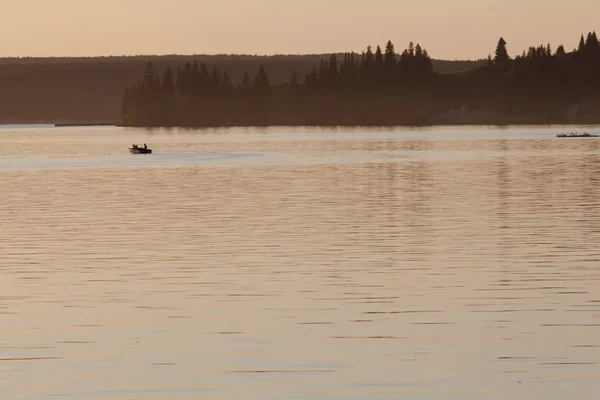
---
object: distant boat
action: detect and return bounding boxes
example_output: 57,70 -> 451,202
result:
129,145 -> 152,154
557,132 -> 599,138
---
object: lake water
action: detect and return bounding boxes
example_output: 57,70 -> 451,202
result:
1,125 -> 600,400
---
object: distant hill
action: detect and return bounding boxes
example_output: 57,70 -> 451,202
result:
0,55 -> 484,124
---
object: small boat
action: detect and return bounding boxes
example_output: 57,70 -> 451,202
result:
129,144 -> 152,154
557,132 -> 599,138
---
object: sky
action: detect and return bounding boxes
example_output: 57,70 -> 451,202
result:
0,0 -> 598,60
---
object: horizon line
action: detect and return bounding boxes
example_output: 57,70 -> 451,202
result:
0,53 -> 485,62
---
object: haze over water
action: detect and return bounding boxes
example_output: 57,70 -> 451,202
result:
1,125 -> 600,400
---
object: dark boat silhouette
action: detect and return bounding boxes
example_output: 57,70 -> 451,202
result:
556,132 -> 599,138
129,144 -> 152,154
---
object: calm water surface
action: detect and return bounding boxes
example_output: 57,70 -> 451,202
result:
1,125 -> 600,400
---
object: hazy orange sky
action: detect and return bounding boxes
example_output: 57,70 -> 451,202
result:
0,0 -> 598,59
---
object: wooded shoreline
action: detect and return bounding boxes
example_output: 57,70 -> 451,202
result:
0,54 -> 482,125
121,33 -> 600,128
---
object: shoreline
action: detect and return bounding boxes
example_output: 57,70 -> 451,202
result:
54,122 -> 117,127
119,121 -> 600,129
2,121 -> 600,129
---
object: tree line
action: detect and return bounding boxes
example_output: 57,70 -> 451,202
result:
122,32 -> 600,127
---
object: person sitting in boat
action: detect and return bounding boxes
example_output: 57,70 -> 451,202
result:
143,143 -> 147,149
132,144 -> 138,148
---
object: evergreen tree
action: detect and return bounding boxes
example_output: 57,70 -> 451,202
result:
399,49 -> 410,75
121,87 -> 132,122
578,34 -> 586,52
241,72 -> 251,90
182,61 -> 191,79
253,65 -> 271,94
415,44 -> 423,58
555,45 -> 566,56
161,67 -> 175,99
421,50 -> 433,74
363,45 -> 375,83
200,63 -> 210,89
384,40 -> 396,67
338,64 -> 347,89
221,71 -> 234,91
290,70 -> 299,85
304,68 -> 318,88
365,46 -> 374,66
375,45 -> 384,66
142,62 -> 159,101
495,37 -> 510,63
317,60 -> 328,83
585,32 -> 595,49
585,31 -> 599,53
179,63 -> 192,98
143,62 -> 155,86
190,61 -> 201,97
329,55 -> 339,85
210,67 -> 221,91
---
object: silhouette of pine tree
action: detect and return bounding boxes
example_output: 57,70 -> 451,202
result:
210,67 -> 221,92
328,55 -> 339,88
253,65 -> 271,93
221,71 -> 234,91
290,70 -> 299,85
200,63 -> 210,90
415,44 -> 423,58
578,34 -> 586,52
421,49 -> 433,74
241,72 -> 251,90
495,38 -> 510,63
384,40 -> 396,67
375,45 -> 384,67
161,67 -> 175,99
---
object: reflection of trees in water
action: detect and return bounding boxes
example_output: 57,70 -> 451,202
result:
494,137 -> 600,263
394,140 -> 436,266
402,140 -> 435,214
576,139 -> 600,243
494,139 -> 513,266
333,138 -> 439,269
